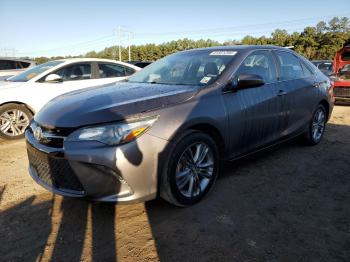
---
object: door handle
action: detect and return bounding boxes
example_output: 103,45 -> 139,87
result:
277,90 -> 287,96
313,82 -> 320,88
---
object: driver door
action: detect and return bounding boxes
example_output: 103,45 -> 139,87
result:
223,50 -> 286,157
34,62 -> 102,110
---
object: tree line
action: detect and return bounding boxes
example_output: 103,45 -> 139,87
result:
33,16 -> 350,64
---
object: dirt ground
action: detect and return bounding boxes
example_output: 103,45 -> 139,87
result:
0,106 -> 349,262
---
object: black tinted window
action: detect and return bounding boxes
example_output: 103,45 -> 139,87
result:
55,63 -> 91,81
276,51 -> 303,80
19,61 -> 31,68
341,51 -> 350,61
236,51 -> 276,83
0,60 -> 16,70
98,63 -> 133,78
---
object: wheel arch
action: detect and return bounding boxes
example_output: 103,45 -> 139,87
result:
169,120 -> 226,157
319,99 -> 330,120
0,101 -> 36,115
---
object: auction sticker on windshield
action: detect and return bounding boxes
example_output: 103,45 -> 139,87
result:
210,51 -> 237,56
200,76 -> 212,84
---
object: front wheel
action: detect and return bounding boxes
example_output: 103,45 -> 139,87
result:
303,104 -> 327,145
161,131 -> 220,207
0,103 -> 33,140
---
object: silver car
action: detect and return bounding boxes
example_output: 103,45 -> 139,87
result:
26,46 -> 333,206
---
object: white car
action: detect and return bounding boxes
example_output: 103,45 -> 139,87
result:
0,58 -> 140,139
0,58 -> 36,79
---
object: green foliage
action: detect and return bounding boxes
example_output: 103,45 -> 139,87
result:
34,17 -> 350,63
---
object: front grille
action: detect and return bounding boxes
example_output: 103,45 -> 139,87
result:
41,136 -> 64,148
27,145 -> 84,193
334,87 -> 350,97
29,121 -> 74,148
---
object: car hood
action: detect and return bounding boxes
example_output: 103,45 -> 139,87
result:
0,81 -> 24,90
35,82 -> 199,128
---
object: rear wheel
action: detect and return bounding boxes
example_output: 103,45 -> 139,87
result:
304,104 -> 326,145
0,103 -> 33,140
161,130 -> 220,207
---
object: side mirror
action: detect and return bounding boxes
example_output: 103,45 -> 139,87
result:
45,74 -> 62,83
226,74 -> 265,91
237,74 -> 265,89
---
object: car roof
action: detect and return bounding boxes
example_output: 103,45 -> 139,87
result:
56,58 -> 124,63
0,57 -> 35,63
54,58 -> 141,70
185,45 -> 290,52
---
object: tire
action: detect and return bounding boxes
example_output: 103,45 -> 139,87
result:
160,130 -> 221,207
0,103 -> 33,140
303,104 -> 327,145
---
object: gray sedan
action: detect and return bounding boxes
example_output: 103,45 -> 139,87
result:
26,46 -> 333,206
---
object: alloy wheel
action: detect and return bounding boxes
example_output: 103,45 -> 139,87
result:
0,109 -> 30,137
175,142 -> 215,198
311,108 -> 326,142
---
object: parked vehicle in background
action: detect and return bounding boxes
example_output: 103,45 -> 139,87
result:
127,61 -> 152,68
0,58 -> 36,79
26,46 -> 333,206
311,60 -> 334,77
0,58 -> 140,139
333,41 -> 350,102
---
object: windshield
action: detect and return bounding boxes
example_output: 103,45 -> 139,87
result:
128,50 -> 237,86
8,61 -> 64,82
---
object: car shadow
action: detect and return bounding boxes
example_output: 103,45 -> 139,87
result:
0,92 -> 145,261
144,122 -> 350,261
1,117 -> 349,261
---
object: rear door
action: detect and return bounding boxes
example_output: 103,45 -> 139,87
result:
274,51 -> 316,136
223,50 -> 285,156
96,63 -> 136,85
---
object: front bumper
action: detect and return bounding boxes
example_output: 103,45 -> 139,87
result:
25,128 -> 168,203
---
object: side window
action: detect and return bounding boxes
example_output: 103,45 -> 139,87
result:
0,60 -> 16,70
19,61 -> 31,69
235,51 -> 277,83
125,67 -> 136,76
98,63 -> 134,78
276,51 -> 304,80
0,60 -> 6,70
54,63 -> 92,81
300,61 -> 314,77
15,61 -> 23,69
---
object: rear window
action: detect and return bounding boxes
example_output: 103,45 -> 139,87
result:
341,51 -> 350,61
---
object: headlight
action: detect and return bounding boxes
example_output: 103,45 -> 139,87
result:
66,116 -> 158,145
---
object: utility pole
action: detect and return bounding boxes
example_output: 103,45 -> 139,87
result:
128,31 -> 131,61
118,26 -> 122,61
114,26 -> 133,62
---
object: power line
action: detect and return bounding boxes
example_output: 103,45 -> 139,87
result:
15,13 -> 350,57
17,34 -> 115,55
133,13 -> 350,37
